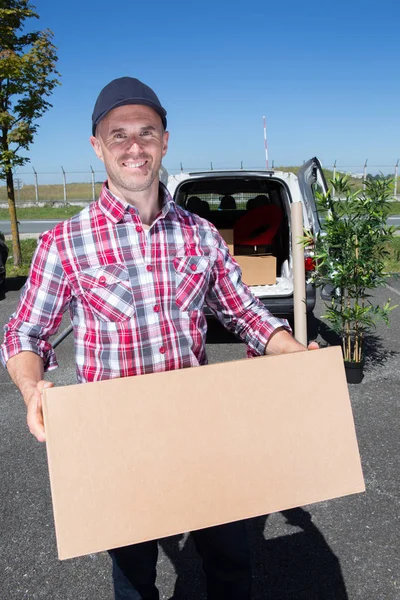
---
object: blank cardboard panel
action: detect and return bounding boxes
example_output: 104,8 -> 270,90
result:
42,346 -> 364,560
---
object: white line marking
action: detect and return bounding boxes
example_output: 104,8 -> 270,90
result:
386,283 -> 400,297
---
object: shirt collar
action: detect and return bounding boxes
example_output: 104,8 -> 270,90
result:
98,181 -> 175,223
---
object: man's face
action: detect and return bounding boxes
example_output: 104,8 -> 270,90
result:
90,104 -> 169,199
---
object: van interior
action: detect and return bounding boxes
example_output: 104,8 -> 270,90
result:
173,176 -> 292,291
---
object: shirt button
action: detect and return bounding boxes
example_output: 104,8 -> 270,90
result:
98,275 -> 107,285
153,305 -> 160,313
146,264 -> 153,272
159,346 -> 166,354
190,263 -> 197,271
136,225 -> 143,233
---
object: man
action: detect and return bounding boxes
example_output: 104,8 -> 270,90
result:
1,77 -> 317,600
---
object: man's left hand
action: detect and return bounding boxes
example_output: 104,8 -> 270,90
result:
265,328 -> 319,355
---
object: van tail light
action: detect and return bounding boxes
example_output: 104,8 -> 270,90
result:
305,256 -> 315,272
304,245 -> 315,272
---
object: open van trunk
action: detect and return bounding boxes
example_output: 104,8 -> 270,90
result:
170,171 -> 295,311
168,161 -> 327,318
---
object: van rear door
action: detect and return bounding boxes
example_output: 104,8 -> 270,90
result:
297,158 -> 329,234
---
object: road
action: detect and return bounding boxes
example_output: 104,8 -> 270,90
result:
1,281 -> 400,599
0,215 -> 400,235
0,219 -> 59,235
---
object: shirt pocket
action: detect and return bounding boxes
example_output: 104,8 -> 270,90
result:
77,264 -> 135,322
173,255 -> 210,312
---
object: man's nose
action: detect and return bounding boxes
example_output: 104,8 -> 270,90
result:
125,136 -> 143,153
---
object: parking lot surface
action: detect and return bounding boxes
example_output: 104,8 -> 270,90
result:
1,279 -> 399,599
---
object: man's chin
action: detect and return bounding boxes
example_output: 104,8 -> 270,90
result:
121,174 -> 156,193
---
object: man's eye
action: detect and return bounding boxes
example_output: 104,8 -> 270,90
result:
140,130 -> 152,137
114,133 -> 126,139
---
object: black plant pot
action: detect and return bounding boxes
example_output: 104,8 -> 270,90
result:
344,360 -> 364,384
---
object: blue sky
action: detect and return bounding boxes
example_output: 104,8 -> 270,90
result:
13,0 -> 400,183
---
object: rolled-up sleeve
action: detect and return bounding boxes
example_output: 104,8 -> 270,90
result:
1,231 -> 72,371
205,231 -> 291,356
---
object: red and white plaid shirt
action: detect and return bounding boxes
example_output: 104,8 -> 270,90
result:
1,183 -> 288,383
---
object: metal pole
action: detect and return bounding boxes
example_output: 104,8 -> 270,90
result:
394,159 -> 399,198
90,165 -> 95,202
16,177 -> 21,203
210,162 -> 213,171
61,166 -> 67,205
263,116 -> 269,170
52,324 -> 73,349
291,202 -> 307,346
363,159 -> 368,190
272,160 -> 274,169
332,160 -> 337,198
32,167 -> 39,205
180,163 -> 183,172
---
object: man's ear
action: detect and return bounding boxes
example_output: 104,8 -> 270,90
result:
90,136 -> 104,162
162,131 -> 169,158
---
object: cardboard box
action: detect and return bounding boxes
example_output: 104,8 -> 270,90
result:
42,346 -> 365,560
219,229 -> 276,285
220,229 -> 234,254
234,255 -> 276,286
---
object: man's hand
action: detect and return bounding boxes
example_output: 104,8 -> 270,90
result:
24,380 -> 54,443
265,328 -> 319,355
6,351 -> 50,443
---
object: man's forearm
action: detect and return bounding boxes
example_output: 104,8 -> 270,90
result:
6,351 -> 45,405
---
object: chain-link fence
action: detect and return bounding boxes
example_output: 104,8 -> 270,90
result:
1,161 -> 399,206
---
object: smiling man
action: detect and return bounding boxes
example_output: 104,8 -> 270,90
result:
1,77 -> 317,600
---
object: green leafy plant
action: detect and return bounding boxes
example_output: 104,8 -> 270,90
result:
310,174 -> 398,363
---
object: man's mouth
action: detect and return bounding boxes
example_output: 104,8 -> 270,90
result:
122,159 -> 148,169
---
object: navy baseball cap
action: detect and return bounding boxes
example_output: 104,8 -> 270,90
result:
92,77 -> 167,135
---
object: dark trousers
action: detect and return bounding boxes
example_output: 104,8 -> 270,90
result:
109,521 -> 252,600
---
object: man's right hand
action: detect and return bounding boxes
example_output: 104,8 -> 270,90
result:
25,380 -> 54,443
6,351 -> 52,444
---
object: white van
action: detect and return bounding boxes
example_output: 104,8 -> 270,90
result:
167,157 -> 328,320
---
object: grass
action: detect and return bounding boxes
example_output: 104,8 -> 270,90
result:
0,182 -> 103,202
6,235 -> 400,279
387,201 -> 400,215
0,206 -> 82,220
384,237 -> 400,274
6,238 -> 39,278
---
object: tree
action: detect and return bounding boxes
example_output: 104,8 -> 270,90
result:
0,0 -> 60,265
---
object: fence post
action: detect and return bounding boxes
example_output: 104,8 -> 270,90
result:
90,165 -> 95,202
332,160 -> 337,198
363,159 -> 368,190
61,166 -> 67,206
394,159 -> 399,198
32,167 -> 39,205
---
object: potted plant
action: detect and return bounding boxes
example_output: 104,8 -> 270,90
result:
307,174 -> 398,383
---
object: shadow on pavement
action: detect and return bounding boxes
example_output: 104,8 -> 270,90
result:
310,312 -> 399,366
160,508 -> 348,600
4,275 -> 27,292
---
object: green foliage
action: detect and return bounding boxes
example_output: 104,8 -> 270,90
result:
312,174 -> 398,363
5,235 -> 37,276
0,0 -> 60,175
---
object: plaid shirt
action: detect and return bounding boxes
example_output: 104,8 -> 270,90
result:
1,183 -> 288,383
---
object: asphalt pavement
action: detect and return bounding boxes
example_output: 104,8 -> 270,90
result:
1,279 -> 399,600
